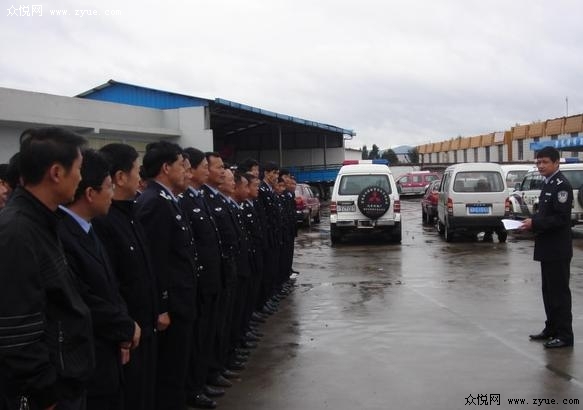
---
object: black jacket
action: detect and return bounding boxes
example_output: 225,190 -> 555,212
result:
57,212 -> 135,396
179,189 -> 223,295
532,170 -> 573,261
0,188 -> 94,408
135,181 -> 198,320
92,200 -> 160,338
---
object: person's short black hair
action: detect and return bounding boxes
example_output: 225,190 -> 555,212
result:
0,164 -> 7,181
184,147 -> 206,168
536,146 -> 560,162
142,141 -> 183,179
205,151 -> 222,164
19,127 -> 86,185
262,161 -> 279,173
99,143 -> 139,178
239,157 -> 259,173
279,169 -> 291,177
73,149 -> 111,201
6,153 -> 21,190
243,173 -> 258,182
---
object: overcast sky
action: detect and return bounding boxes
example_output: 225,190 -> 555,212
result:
2,0 -> 582,150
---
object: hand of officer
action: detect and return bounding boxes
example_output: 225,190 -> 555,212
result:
131,322 -> 141,349
520,218 -> 532,231
157,312 -> 171,331
120,347 -> 130,365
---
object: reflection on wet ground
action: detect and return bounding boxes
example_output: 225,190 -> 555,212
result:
215,199 -> 583,410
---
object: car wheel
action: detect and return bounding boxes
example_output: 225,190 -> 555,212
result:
421,208 -> 427,224
444,220 -> 455,242
314,209 -> 321,224
330,225 -> 341,244
305,212 -> 312,228
392,226 -> 402,243
497,229 -> 508,243
425,210 -> 433,225
437,220 -> 445,235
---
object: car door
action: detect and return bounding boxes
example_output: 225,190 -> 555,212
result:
437,171 -> 452,223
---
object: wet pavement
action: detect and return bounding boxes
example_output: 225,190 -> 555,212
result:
214,199 -> 583,409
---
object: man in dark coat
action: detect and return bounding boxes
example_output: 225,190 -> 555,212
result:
92,143 -> 161,410
135,142 -> 198,410
0,127 -> 94,410
180,148 -> 224,409
521,147 -> 574,348
57,149 -> 139,410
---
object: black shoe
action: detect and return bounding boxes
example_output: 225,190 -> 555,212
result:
235,354 -> 248,362
529,331 -> 554,341
187,393 -> 217,409
251,312 -> 266,322
544,338 -> 573,348
223,369 -> 240,379
241,340 -> 257,349
207,374 -> 232,388
203,385 -> 225,398
228,361 -> 245,371
245,331 -> 261,341
248,329 -> 264,337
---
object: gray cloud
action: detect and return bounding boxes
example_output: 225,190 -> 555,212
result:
2,0 -> 582,150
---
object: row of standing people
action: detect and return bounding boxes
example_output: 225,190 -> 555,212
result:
0,128 -> 298,410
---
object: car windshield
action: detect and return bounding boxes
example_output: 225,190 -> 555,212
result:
339,175 -> 392,195
505,170 -> 528,187
453,171 -> 505,192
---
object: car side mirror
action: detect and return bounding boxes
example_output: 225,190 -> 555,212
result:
397,183 -> 403,194
514,182 -> 521,190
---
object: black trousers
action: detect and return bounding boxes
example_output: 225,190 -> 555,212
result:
188,292 -> 220,393
540,259 -> 573,341
123,333 -> 157,410
156,315 -> 194,410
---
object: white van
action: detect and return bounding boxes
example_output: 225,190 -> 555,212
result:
508,162 -> 583,225
329,160 -> 401,244
500,164 -> 535,195
436,163 -> 509,242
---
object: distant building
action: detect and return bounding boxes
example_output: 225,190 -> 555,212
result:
416,115 -> 583,165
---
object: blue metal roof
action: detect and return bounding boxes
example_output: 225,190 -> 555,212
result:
76,80 -> 209,109
76,80 -> 355,136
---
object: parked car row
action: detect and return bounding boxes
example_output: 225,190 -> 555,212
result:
295,183 -> 321,227
507,162 -> 583,225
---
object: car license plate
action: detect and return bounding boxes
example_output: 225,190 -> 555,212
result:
338,205 -> 356,212
468,206 -> 490,214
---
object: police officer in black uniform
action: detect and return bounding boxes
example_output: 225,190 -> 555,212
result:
201,153 -> 243,386
93,143 -> 160,410
180,148 -> 224,408
136,142 -> 198,410
521,146 -> 574,348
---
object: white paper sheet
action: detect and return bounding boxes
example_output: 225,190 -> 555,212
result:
501,219 -> 523,230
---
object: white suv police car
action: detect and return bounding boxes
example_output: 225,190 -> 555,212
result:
507,162 -> 583,225
329,160 -> 401,244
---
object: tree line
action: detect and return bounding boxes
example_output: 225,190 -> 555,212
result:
361,144 -> 419,164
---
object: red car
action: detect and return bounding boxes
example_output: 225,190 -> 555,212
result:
421,179 -> 441,225
295,183 -> 321,227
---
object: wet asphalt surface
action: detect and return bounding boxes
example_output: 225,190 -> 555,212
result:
214,198 -> 583,410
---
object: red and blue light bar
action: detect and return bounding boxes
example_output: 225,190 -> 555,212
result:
342,159 -> 389,165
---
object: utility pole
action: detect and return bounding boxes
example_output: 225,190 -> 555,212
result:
566,96 -> 569,116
